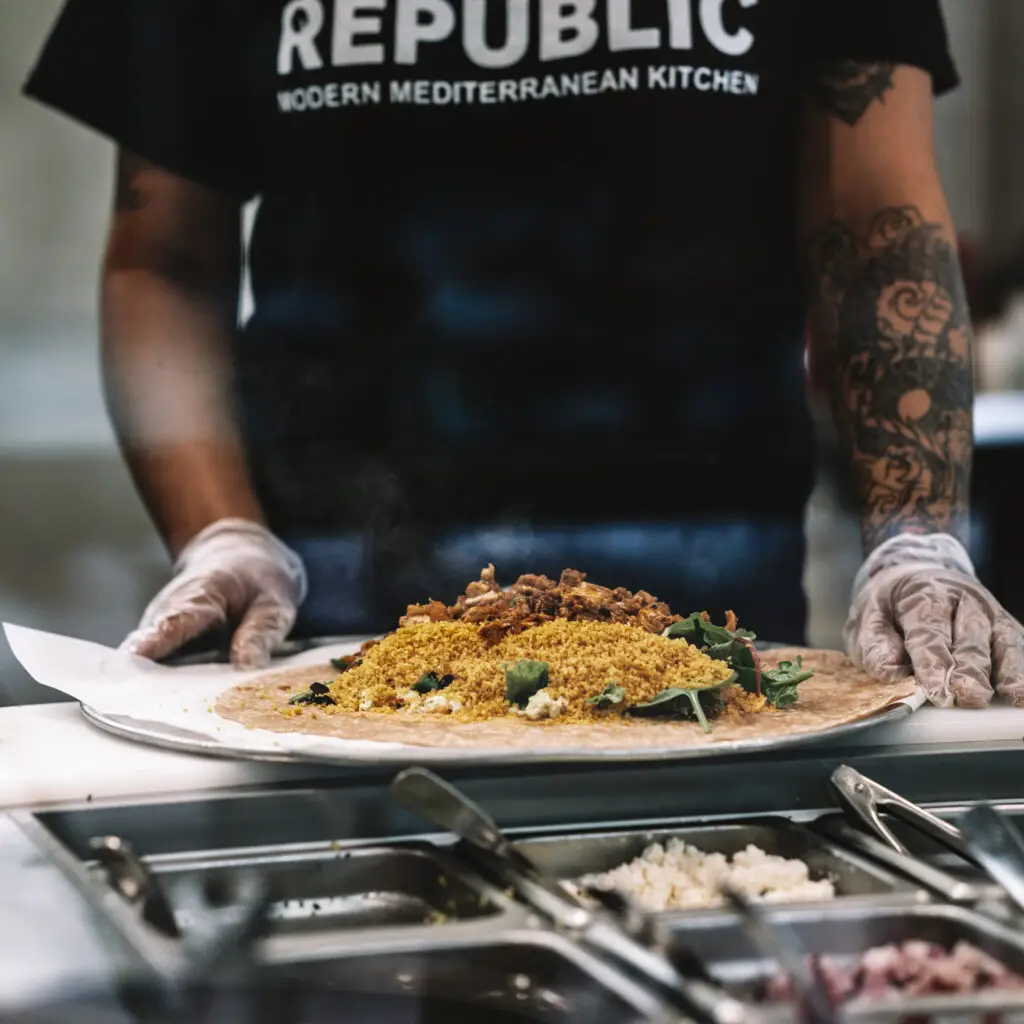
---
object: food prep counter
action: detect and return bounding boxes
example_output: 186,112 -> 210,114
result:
4,696 -> 1024,1022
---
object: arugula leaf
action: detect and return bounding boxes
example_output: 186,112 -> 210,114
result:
665,614 -> 756,649
630,687 -> 691,712
700,621 -> 740,646
664,610 -> 807,709
630,688 -> 712,733
412,672 -> 455,695
664,615 -> 701,642
289,681 -> 336,707
761,657 -> 813,708
705,641 -> 732,661
764,682 -> 801,709
504,660 -> 549,708
330,657 -> 350,672
587,682 -> 626,709
765,657 -> 813,684
726,642 -> 758,694
628,675 -> 736,734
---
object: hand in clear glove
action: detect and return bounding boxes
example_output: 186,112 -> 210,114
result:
122,519 -> 308,670
845,533 -> 1024,708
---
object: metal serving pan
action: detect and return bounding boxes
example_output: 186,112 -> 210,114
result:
261,928 -> 678,1023
142,841 -> 524,940
79,701 -> 915,768
682,903 -> 1024,1022
511,818 -> 921,915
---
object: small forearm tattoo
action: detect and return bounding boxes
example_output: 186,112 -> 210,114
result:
803,206 -> 974,550
115,180 -> 147,211
114,151 -> 152,212
807,60 -> 896,126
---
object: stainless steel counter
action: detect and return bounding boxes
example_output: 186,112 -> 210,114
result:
3,734 -> 1023,1019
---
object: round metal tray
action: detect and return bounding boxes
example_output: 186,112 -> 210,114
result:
78,700 -> 914,767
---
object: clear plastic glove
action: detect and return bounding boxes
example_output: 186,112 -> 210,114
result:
844,533 -> 1024,708
122,518 -> 307,670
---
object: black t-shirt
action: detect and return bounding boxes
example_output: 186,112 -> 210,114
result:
25,0 -> 958,539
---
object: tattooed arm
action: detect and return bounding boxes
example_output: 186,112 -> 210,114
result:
800,64 -> 973,552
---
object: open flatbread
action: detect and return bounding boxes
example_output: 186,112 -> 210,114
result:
215,647 -> 918,751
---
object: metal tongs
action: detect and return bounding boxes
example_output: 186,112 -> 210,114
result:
91,835 -> 181,938
959,804 -> 1024,916
89,835 -> 273,1022
828,766 -> 1024,913
391,767 -> 753,1024
830,766 -> 970,860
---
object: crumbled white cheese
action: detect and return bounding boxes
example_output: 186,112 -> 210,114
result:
415,694 -> 456,715
575,840 -> 835,912
521,688 -> 569,721
358,698 -> 374,711
397,689 -> 421,706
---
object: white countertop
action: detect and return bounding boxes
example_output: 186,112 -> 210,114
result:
0,703 -> 340,809
1,701 -> 1024,811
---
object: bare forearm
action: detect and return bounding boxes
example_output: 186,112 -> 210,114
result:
101,268 -> 264,556
803,203 -> 973,550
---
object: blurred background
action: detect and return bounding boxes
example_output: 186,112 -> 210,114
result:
2,0 -> 1023,705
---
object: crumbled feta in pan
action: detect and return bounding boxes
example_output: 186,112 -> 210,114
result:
571,839 -> 834,912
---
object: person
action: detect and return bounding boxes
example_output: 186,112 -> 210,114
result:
24,0 -> 1024,707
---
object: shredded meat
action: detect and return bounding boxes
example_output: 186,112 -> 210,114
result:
399,565 -> 687,645
763,941 -> 1024,1005
398,599 -> 454,627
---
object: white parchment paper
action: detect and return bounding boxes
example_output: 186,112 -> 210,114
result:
3,623 -> 926,765
2,623 -> 415,761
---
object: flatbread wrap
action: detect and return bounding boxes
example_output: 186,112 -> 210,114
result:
215,567 -> 917,750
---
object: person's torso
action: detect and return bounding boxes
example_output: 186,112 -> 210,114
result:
223,1 -> 815,532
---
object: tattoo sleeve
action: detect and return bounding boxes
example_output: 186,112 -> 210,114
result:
803,206 -> 974,550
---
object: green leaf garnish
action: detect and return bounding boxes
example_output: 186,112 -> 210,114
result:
664,613 -> 704,642
728,642 -> 758,693
764,656 -> 812,684
762,657 -> 813,708
630,687 -> 692,712
627,675 -> 737,734
706,640 -> 737,662
412,672 -> 455,694
699,622 -> 739,646
330,657 -> 351,672
630,688 -> 713,733
289,681 -> 336,706
665,614 -> 756,648
765,682 -> 801,709
587,682 -> 626,709
667,611 -> 809,710
504,660 -> 549,708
